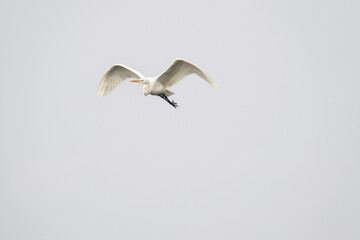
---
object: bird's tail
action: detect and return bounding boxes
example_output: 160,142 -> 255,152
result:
165,90 -> 174,96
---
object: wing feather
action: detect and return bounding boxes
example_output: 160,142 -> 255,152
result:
157,59 -> 217,88
97,64 -> 144,96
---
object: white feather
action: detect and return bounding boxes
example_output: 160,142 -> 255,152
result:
157,58 -> 218,88
97,64 -> 145,96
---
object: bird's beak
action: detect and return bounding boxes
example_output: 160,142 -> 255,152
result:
130,79 -> 141,82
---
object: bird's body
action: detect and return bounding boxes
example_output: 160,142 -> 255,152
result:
97,58 -> 217,108
140,77 -> 166,96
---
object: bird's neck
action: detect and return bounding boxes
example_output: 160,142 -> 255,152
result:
143,83 -> 150,96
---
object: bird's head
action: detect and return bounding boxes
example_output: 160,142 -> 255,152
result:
130,78 -> 150,96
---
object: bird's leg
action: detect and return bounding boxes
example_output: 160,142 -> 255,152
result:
159,94 -> 178,108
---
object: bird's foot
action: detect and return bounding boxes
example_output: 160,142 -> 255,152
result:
170,100 -> 178,108
160,94 -> 178,108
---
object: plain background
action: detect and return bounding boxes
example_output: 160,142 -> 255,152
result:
1,0 -> 359,239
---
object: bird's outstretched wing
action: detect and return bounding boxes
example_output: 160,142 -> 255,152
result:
97,64 -> 145,96
157,59 -> 217,88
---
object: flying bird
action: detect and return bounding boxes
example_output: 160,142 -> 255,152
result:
97,58 -> 217,108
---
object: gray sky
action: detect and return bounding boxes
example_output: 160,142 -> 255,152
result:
1,0 -> 359,239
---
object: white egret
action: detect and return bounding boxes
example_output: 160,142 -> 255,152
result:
97,58 -> 217,108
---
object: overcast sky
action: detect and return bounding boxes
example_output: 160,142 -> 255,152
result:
0,0 -> 359,239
